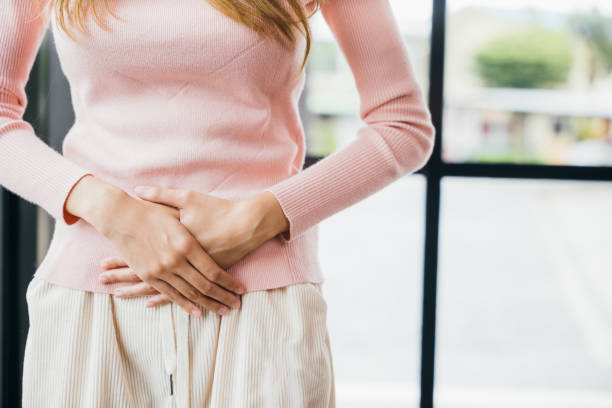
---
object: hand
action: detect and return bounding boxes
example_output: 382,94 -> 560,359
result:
64,175 -> 247,317
98,187 -> 289,307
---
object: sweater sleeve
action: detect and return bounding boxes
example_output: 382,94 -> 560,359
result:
264,0 -> 436,243
1,1 -> 93,225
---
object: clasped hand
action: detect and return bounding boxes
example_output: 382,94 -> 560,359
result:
96,185 -> 287,317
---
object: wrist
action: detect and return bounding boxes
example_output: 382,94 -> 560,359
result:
243,191 -> 289,243
64,175 -> 129,233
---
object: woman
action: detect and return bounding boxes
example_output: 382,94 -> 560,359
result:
2,0 -> 435,406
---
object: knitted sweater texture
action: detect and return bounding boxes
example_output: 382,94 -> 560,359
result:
1,0 -> 435,293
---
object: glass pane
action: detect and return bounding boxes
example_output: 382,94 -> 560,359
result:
319,175 -> 426,408
304,0 -> 432,157
436,177 -> 612,407
443,1 -> 612,166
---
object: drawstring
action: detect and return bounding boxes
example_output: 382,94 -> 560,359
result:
160,303 -> 176,396
176,306 -> 190,406
160,302 -> 191,407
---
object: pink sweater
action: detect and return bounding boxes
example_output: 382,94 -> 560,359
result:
1,0 -> 435,294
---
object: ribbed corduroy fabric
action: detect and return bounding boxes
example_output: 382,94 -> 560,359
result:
23,273 -> 335,407
1,0 -> 435,294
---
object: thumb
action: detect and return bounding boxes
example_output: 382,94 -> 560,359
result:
134,186 -> 186,208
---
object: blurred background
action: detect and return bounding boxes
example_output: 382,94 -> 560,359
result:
2,0 -> 612,407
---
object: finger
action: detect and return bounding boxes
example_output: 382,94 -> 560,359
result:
163,270 -> 213,310
145,293 -> 171,308
100,256 -> 129,270
149,278 -> 202,317
113,282 -> 158,298
99,268 -> 142,284
134,185 -> 187,208
180,261 -> 242,309
186,244 -> 246,296
164,273 -> 231,317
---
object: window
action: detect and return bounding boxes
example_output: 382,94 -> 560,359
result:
436,178 -> 612,407
443,0 -> 612,166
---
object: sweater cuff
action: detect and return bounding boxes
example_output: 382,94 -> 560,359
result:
61,172 -> 94,225
0,124 -> 95,226
264,175 -> 317,243
264,188 -> 296,243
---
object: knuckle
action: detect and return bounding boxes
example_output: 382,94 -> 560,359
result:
182,190 -> 194,202
206,268 -> 222,282
174,235 -> 193,254
140,269 -> 156,281
161,252 -> 182,269
166,289 -> 179,301
226,294 -> 239,305
200,280 -> 212,293
150,264 -> 165,277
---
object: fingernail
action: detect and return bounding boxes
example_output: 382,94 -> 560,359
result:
237,286 -> 246,294
146,301 -> 154,307
191,307 -> 201,317
232,300 -> 241,309
99,274 -> 109,283
218,307 -> 229,315
114,290 -> 123,297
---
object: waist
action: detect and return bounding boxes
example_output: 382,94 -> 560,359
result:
35,219 -> 322,294
61,113 -> 302,195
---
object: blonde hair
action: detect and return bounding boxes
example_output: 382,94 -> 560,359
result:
33,0 -> 322,80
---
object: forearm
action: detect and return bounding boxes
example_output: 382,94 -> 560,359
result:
1,2 -> 97,224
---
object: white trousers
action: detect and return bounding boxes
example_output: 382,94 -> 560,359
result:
22,274 -> 336,407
